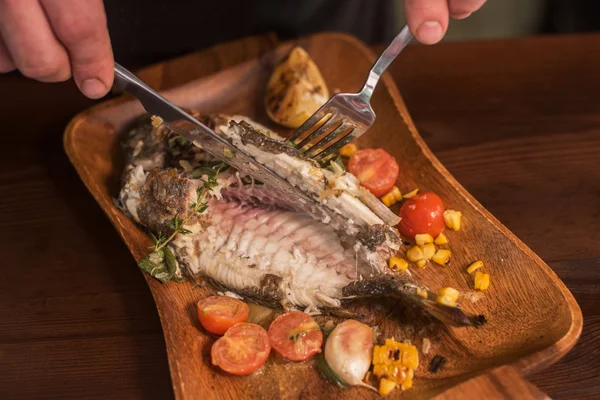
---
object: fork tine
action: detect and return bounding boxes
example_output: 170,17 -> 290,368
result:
312,127 -> 362,162
304,122 -> 352,158
285,109 -> 330,146
295,115 -> 340,153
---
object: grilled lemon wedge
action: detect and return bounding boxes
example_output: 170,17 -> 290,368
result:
265,47 -> 329,128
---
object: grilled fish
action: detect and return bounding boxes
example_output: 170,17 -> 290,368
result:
118,113 -> 485,327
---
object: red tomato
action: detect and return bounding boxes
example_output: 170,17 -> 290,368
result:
197,296 -> 250,335
398,192 -> 445,238
348,149 -> 399,197
267,311 -> 323,361
211,323 -> 271,375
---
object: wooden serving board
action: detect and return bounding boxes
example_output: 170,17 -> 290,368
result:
64,33 -> 582,399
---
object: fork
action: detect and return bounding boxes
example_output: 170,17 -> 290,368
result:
285,24 -> 414,162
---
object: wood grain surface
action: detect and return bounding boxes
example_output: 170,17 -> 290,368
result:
1,32 -> 599,399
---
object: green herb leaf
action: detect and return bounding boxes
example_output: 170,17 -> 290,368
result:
163,246 -> 178,277
190,167 -> 218,179
315,353 -> 350,389
137,249 -> 174,283
179,227 -> 192,235
333,156 -> 346,171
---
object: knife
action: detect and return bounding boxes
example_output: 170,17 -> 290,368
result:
113,63 -> 333,222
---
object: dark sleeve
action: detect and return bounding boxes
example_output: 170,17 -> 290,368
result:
104,0 -> 397,68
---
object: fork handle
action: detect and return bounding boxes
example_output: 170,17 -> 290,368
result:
360,24 -> 413,100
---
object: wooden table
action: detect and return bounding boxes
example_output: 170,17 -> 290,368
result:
1,33 -> 599,399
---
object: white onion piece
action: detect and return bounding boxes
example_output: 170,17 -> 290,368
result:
324,320 -> 375,389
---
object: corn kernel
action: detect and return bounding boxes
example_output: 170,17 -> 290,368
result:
443,209 -> 463,231
406,246 -> 425,262
467,260 -> 484,274
415,233 -> 434,245
389,257 -> 408,271
421,243 -> 436,260
437,295 -> 456,307
381,192 -> 396,207
150,115 -> 164,127
432,249 -> 452,266
416,288 -> 428,298
416,259 -> 428,269
372,339 -> 420,389
373,364 -> 387,378
339,143 -> 358,157
438,287 -> 459,302
379,378 -> 397,396
401,346 -> 419,370
401,370 -> 413,390
481,274 -> 490,290
364,371 -> 371,383
390,186 -> 402,201
437,287 -> 459,307
403,188 -> 419,199
475,273 -> 490,291
434,232 -> 448,245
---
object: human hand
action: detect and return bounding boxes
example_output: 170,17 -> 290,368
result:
0,0 -> 114,99
405,0 -> 487,44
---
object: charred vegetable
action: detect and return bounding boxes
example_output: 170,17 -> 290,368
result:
265,47 -> 329,128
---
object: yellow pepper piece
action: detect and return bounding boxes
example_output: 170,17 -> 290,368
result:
467,260 -> 484,274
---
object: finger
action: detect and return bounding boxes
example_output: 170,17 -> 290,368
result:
41,0 -> 114,99
404,0 -> 450,45
0,35 -> 16,73
0,0 -> 71,82
448,0 -> 487,19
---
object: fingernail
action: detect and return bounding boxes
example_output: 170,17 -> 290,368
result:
416,21 -> 443,45
452,12 -> 472,19
81,78 -> 108,99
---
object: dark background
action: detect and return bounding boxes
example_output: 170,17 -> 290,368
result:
102,0 -> 600,69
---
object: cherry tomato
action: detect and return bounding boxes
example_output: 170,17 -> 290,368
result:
348,149 -> 399,197
398,192 -> 445,238
267,311 -> 323,361
197,296 -> 250,335
211,323 -> 271,375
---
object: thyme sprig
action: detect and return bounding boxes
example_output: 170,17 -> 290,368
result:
138,162 -> 227,282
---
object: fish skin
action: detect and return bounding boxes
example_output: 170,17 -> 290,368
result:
118,113 -> 486,327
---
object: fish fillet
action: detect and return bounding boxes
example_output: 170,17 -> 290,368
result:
118,113 -> 485,327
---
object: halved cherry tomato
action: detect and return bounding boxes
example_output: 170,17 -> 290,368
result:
348,149 -> 399,197
267,311 -> 323,361
211,322 -> 271,375
197,296 -> 250,335
398,192 -> 445,238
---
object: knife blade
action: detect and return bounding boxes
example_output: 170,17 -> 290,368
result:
113,63 -> 333,222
